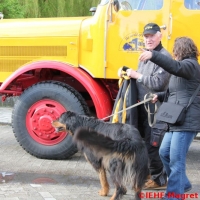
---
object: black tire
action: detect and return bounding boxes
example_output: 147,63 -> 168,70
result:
12,81 -> 90,159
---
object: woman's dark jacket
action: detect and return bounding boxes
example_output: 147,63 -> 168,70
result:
151,51 -> 200,132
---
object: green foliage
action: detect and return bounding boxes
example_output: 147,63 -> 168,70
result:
0,0 -> 100,19
39,0 -> 100,18
21,0 -> 40,18
0,0 -> 24,18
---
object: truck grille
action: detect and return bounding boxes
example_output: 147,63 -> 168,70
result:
0,46 -> 67,72
0,46 -> 67,56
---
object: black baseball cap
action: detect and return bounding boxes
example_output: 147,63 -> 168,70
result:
143,23 -> 161,35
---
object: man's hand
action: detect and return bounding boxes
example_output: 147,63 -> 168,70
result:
126,69 -> 141,79
139,48 -> 153,61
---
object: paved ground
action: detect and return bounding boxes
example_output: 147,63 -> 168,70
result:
0,107 -> 199,200
0,107 -> 12,125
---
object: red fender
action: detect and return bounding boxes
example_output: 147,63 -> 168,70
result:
0,61 -> 113,119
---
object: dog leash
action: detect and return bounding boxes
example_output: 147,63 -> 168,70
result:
143,93 -> 158,127
101,94 -> 155,121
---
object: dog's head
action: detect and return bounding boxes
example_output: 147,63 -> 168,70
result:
52,119 -> 67,133
52,111 -> 77,135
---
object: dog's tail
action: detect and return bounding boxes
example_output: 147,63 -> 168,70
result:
74,127 -> 149,190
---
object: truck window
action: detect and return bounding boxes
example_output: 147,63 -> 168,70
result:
99,0 -> 109,5
185,0 -> 200,9
119,0 -> 163,10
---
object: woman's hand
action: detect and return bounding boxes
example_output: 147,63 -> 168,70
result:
139,49 -> 153,61
151,94 -> 158,103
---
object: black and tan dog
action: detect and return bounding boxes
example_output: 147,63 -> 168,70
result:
52,111 -> 149,200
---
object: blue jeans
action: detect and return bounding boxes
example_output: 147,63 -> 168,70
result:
159,131 -> 197,200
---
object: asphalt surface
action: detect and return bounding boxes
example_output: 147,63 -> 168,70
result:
0,107 -> 199,200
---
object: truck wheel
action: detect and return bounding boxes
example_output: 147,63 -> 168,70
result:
12,81 -> 90,159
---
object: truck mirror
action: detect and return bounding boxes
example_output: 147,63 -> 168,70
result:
113,0 -> 120,12
0,12 -> 4,20
89,7 -> 97,15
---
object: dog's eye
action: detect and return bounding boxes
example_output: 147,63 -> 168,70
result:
58,127 -> 64,131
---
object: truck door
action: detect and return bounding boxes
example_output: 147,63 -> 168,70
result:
106,0 -> 171,78
168,0 -> 200,54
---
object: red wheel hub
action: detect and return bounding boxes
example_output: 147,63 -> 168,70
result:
26,100 -> 67,145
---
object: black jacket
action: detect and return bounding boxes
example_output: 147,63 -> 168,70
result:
110,67 -> 138,128
151,51 -> 200,132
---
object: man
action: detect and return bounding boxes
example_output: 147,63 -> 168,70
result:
125,23 -> 171,189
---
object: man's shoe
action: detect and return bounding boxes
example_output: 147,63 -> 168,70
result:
143,179 -> 167,190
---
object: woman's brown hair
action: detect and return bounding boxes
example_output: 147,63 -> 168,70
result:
173,37 -> 199,60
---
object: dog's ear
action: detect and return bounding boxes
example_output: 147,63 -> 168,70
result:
59,111 -> 78,130
59,111 -> 73,121
63,110 -> 74,118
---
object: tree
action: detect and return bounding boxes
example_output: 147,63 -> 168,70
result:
21,0 -> 40,18
39,0 -> 99,18
0,0 -> 100,19
0,0 -> 24,19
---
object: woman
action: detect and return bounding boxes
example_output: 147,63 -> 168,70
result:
139,37 -> 200,200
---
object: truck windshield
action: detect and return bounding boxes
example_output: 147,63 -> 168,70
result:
119,0 -> 163,10
98,0 -> 163,10
99,0 -> 109,5
185,0 -> 200,9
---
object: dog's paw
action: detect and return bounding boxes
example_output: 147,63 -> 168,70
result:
122,186 -> 127,194
99,188 -> 109,196
109,195 -> 116,200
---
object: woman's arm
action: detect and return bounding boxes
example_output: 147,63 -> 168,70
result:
139,50 -> 198,80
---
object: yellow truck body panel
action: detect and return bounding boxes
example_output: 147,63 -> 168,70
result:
0,0 -> 200,82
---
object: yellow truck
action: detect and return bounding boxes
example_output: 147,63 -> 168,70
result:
0,0 -> 199,159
